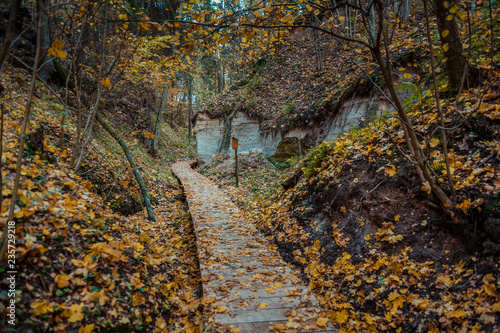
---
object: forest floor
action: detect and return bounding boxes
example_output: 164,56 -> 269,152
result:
0,67 -> 202,332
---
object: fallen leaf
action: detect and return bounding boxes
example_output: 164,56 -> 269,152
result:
55,274 -> 70,288
316,317 -> 329,327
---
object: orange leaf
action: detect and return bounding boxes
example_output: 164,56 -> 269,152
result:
101,78 -> 111,88
55,273 -> 70,288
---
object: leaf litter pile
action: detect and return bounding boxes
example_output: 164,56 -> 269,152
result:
0,70 -> 202,332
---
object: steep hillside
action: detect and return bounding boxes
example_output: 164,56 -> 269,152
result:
201,29 -> 378,131
0,64 -> 200,332
202,86 -> 500,332
198,4 -> 500,332
193,29 -> 394,163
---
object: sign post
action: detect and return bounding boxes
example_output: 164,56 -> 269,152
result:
232,137 -> 239,187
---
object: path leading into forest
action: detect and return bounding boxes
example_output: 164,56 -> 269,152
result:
172,161 -> 335,332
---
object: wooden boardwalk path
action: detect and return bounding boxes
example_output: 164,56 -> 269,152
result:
172,161 -> 335,332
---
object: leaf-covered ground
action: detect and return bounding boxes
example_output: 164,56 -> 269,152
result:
0,68 -> 201,332
201,77 -> 500,331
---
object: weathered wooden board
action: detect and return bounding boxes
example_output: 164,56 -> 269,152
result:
172,161 -> 336,332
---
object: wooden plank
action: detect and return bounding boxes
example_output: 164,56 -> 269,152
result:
229,322 -> 335,333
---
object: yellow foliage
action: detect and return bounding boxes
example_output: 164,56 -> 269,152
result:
101,78 -> 111,88
48,39 -> 67,59
31,300 -> 50,315
316,317 -> 329,327
55,274 -> 70,288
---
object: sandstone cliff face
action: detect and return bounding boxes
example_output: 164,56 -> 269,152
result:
193,93 -> 394,163
193,112 -> 280,162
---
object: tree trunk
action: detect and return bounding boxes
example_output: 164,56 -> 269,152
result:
73,2 -> 108,171
216,47 -> 224,93
432,0 -> 469,91
0,0 -> 22,75
424,0 -> 457,201
188,76 -> 193,139
152,82 -> 169,155
372,43 -> 451,207
95,111 -> 156,222
38,0 -> 55,81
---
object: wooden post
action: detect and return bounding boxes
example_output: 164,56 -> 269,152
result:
232,137 -> 238,187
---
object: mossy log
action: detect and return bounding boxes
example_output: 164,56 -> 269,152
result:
53,58 -> 76,90
95,111 -> 156,222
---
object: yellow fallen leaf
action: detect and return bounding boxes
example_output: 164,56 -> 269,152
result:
272,323 -> 286,330
421,181 -> 432,194
132,293 -> 146,306
259,303 -> 268,308
214,305 -> 228,313
449,309 -> 466,318
48,39 -> 67,59
202,297 -> 215,305
335,309 -> 349,324
385,165 -> 396,177
31,300 -> 50,316
456,199 -> 471,213
68,303 -> 85,322
119,180 -> 130,187
79,324 -> 94,333
55,274 -> 70,288
156,317 -> 167,329
101,78 -> 111,88
316,317 -> 329,327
